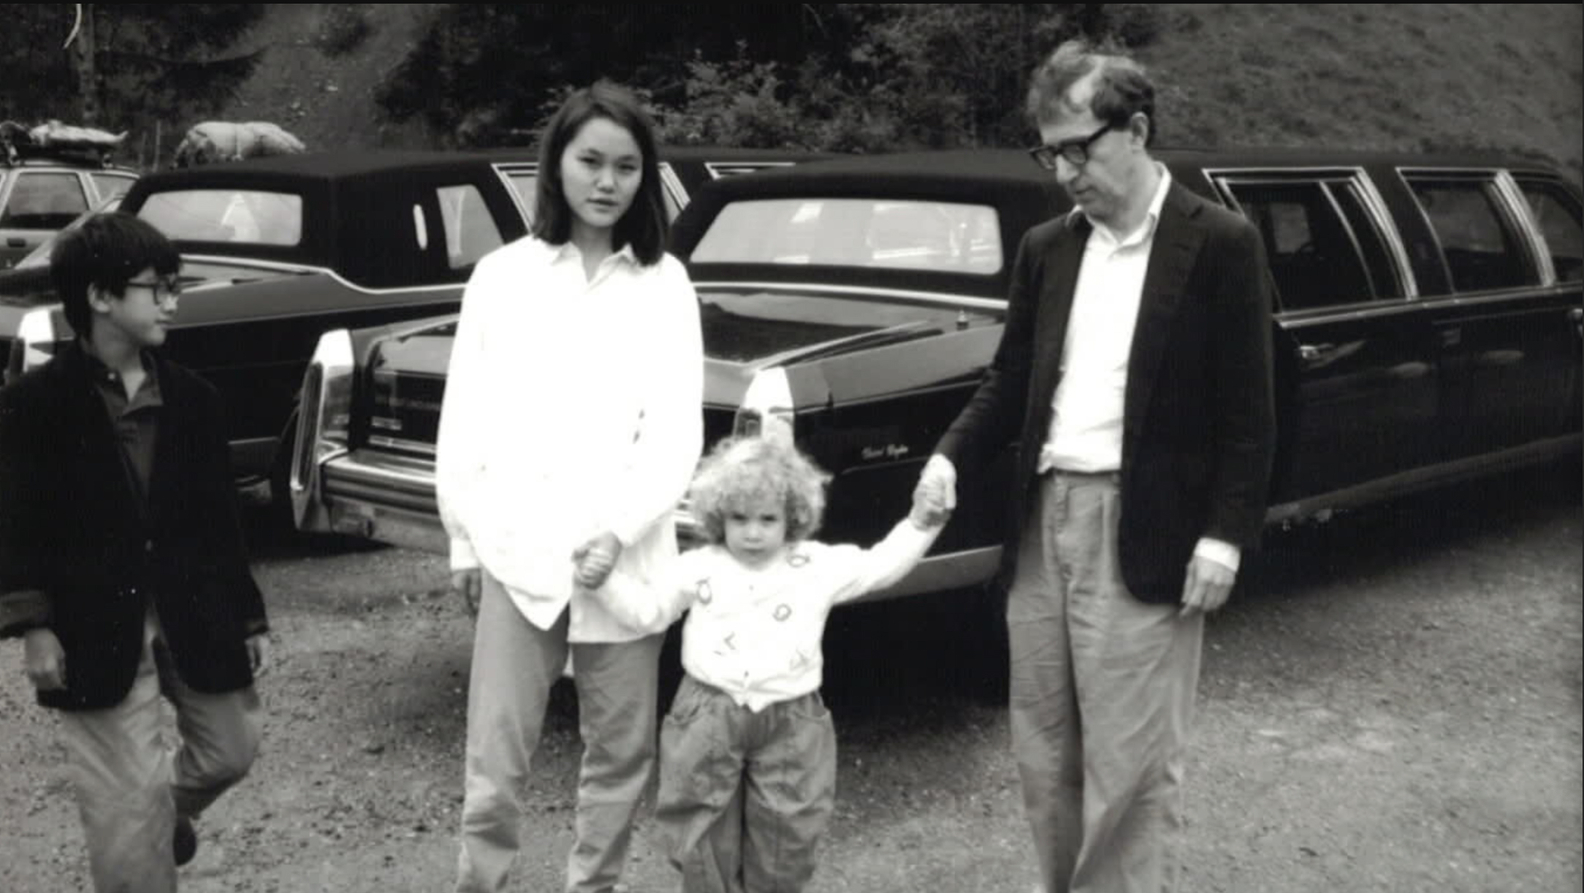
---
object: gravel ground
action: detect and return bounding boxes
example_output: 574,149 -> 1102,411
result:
1,466 -> 1579,892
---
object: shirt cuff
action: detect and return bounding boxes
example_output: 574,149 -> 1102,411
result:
1193,537 -> 1241,574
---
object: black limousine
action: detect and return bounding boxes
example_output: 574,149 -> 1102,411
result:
291,148 -> 1582,603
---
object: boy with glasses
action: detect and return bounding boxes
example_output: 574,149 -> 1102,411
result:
0,212 -> 272,891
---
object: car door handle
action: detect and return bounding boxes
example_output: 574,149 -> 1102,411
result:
1298,343 -> 1334,362
5,238 -> 26,248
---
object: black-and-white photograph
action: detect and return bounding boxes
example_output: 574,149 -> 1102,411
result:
2,4 -> 1580,892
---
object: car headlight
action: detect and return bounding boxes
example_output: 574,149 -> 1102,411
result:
291,328 -> 354,528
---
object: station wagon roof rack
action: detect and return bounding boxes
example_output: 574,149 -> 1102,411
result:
2,120 -> 122,168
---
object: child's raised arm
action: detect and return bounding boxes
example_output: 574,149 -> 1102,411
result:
830,496 -> 952,605
584,550 -> 703,632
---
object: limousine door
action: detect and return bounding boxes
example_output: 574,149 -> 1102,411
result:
1398,170 -> 1582,463
1214,173 -> 1438,511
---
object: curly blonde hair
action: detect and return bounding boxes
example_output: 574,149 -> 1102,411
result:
688,435 -> 830,545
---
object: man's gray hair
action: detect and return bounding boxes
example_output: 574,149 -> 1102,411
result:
1026,39 -> 1157,145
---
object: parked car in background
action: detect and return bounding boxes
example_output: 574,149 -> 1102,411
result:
1,148 -> 137,269
292,146 -> 1582,608
1,145 -> 816,513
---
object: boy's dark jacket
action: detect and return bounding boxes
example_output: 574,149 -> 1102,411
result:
0,342 -> 268,710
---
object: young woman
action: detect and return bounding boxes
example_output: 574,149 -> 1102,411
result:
435,80 -> 704,893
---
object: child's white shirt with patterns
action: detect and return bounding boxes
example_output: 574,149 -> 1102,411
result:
602,518 -> 941,711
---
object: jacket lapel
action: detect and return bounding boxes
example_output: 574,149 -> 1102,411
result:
1123,184 -> 1205,452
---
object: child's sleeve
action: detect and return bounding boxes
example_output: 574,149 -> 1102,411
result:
597,548 -> 705,630
828,516 -> 944,605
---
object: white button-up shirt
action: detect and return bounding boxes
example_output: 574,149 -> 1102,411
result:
1038,167 -> 1239,572
435,236 -> 704,641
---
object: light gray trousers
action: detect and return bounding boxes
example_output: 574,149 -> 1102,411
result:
1008,471 -> 1204,893
454,571 -> 663,893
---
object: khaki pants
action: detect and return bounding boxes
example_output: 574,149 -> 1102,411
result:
58,609 -> 262,893
454,571 -> 663,893
1008,471 -> 1204,893
655,675 -> 838,893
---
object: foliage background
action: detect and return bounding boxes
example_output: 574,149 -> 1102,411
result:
1,3 -> 1578,181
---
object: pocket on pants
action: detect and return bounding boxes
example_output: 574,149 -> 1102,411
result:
660,685 -> 738,809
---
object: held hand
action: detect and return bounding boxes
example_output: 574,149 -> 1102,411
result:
452,568 -> 483,616
573,532 -> 623,590
246,633 -> 272,678
23,628 -> 66,691
1179,554 -> 1236,616
911,455 -> 957,527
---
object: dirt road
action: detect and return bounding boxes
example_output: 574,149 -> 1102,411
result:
2,467 -> 1579,892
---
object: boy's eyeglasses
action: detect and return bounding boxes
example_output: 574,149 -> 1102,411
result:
126,278 -> 183,307
1028,122 -> 1117,171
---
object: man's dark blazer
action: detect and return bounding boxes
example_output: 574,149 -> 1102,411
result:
0,342 -> 267,710
936,179 -> 1277,604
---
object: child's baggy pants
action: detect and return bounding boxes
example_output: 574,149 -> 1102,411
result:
656,675 -> 838,893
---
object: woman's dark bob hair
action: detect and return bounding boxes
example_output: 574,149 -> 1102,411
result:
531,80 -> 667,266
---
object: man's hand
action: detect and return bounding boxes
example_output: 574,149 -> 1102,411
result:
452,568 -> 483,616
23,628 -> 66,691
573,532 -> 623,590
245,633 -> 272,678
912,454 -> 958,528
1179,554 -> 1236,616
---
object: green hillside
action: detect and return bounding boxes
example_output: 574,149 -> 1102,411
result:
220,3 -> 1580,179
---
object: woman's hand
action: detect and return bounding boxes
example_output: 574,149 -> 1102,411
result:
572,532 -> 623,590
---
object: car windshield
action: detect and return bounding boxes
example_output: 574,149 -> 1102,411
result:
691,198 -> 1003,274
136,189 -> 304,246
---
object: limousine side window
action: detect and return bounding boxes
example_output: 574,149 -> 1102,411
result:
1404,174 -> 1538,293
436,184 -> 504,271
1219,178 -> 1400,311
1514,178 -> 1583,282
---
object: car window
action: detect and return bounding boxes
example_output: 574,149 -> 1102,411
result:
1515,178 -> 1583,283
137,189 -> 304,246
0,172 -> 89,230
505,171 -> 537,224
13,194 -> 124,269
89,172 -> 137,202
437,184 -> 504,270
1222,179 -> 1392,310
692,198 -> 1003,274
1404,175 -> 1537,293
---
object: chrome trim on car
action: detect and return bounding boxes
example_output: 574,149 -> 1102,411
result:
1494,170 -> 1558,286
368,435 -> 438,456
180,254 -> 467,299
692,281 -> 1007,311
1206,166 -> 1420,299
1265,434 -> 1581,525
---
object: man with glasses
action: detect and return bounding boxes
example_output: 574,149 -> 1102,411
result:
914,40 -> 1276,893
0,213 -> 271,890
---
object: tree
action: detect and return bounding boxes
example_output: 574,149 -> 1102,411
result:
0,4 -> 267,165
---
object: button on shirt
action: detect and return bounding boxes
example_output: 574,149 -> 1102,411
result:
435,236 -> 704,642
1038,167 -> 1239,572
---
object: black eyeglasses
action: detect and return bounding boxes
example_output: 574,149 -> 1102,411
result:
125,277 -> 183,307
1028,122 -> 1117,171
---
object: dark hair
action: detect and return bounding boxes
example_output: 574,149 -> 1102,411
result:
50,213 -> 180,336
531,80 -> 667,266
1026,39 -> 1157,146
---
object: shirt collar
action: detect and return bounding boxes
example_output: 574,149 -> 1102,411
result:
551,240 -> 639,267
79,339 -> 161,403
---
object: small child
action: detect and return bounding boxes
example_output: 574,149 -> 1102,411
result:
585,434 -> 950,892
